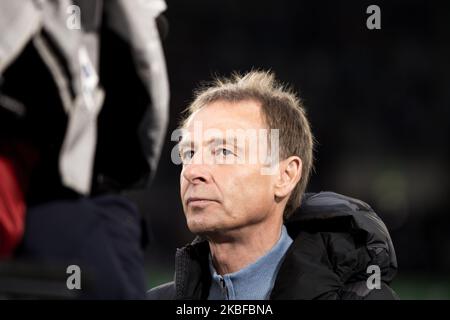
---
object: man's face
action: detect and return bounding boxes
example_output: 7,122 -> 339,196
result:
179,100 -> 278,236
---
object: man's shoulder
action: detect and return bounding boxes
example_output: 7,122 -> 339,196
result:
147,281 -> 176,300
273,191 -> 399,300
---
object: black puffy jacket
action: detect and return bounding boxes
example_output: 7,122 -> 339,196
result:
147,192 -> 399,300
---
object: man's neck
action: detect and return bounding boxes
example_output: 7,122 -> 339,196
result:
208,219 -> 284,275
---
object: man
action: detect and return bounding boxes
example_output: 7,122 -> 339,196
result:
148,71 -> 398,300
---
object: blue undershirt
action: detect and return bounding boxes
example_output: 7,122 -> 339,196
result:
207,225 -> 293,300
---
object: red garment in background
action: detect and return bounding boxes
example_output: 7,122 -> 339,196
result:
0,155 -> 25,257
0,142 -> 38,258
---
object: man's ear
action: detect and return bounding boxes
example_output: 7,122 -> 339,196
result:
274,156 -> 302,199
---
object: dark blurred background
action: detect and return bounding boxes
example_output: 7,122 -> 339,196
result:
128,0 -> 450,299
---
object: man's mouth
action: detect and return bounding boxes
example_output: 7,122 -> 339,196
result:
186,197 -> 218,206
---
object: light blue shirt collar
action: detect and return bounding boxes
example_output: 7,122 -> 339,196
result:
208,225 -> 293,300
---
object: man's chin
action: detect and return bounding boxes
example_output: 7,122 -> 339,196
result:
187,223 -> 218,235
186,212 -> 220,233
187,221 -> 239,242
187,218 -> 224,234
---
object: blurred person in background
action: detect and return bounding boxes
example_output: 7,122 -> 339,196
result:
148,71 -> 398,300
0,0 -> 169,298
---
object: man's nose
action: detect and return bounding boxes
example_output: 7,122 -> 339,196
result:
182,162 -> 211,184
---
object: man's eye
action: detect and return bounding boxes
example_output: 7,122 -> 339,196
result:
181,150 -> 195,160
216,148 -> 233,156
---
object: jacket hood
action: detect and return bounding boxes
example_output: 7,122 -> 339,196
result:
270,191 -> 398,299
